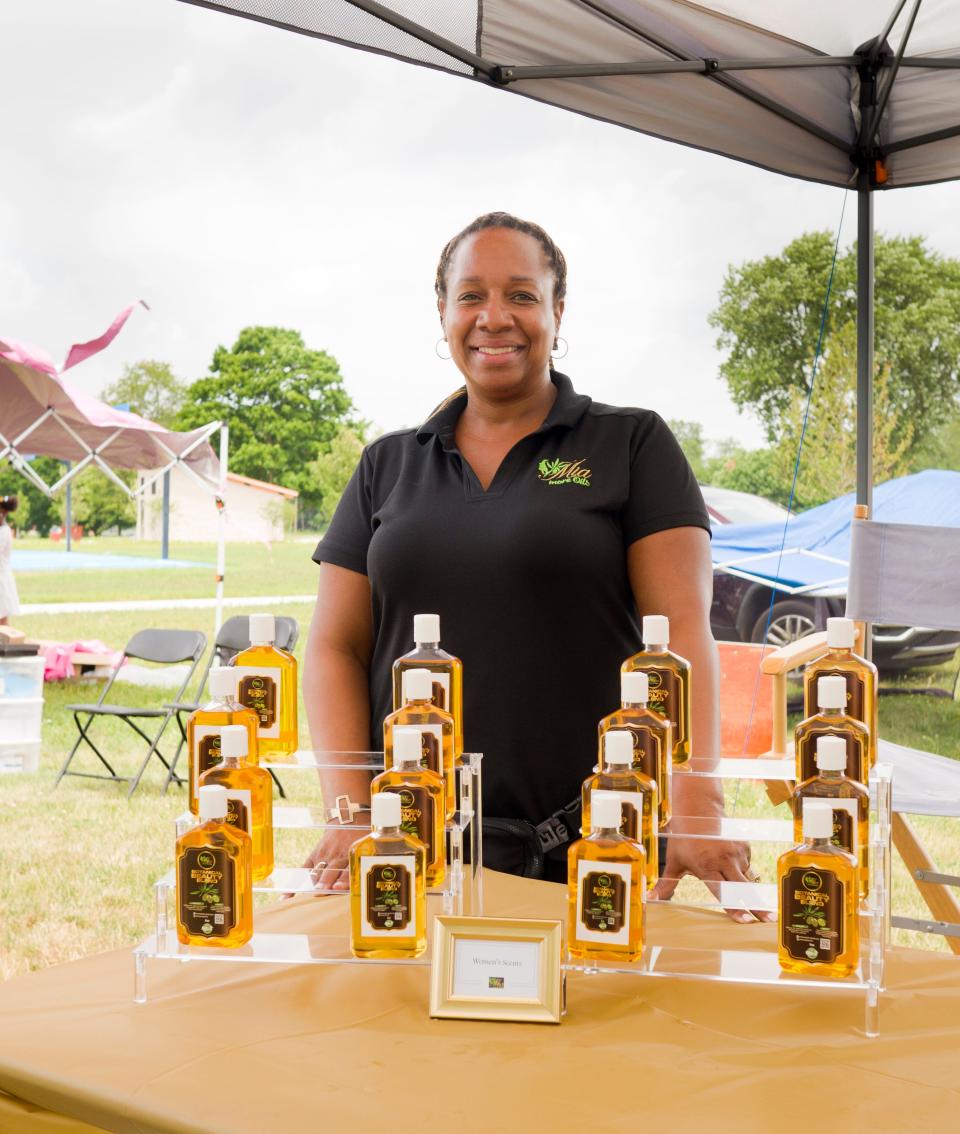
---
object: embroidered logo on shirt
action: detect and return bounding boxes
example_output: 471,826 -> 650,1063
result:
537,458 -> 592,487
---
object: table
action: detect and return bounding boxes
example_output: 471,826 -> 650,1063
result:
0,870 -> 958,1134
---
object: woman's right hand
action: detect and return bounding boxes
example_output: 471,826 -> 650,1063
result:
304,828 -> 357,892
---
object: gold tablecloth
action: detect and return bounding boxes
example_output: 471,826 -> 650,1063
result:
0,871 -> 958,1134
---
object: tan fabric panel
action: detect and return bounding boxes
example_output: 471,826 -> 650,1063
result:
0,871 -> 958,1134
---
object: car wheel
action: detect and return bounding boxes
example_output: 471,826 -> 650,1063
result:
750,600 -> 818,648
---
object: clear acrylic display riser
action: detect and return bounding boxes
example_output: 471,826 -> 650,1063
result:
133,752 -> 483,1002
568,758 -> 893,1037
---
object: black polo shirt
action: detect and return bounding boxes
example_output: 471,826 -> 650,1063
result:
313,371 -> 709,827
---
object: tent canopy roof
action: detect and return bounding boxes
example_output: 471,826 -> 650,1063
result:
0,307 -> 219,491
182,0 -> 960,189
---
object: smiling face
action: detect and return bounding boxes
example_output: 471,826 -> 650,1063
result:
438,227 -> 563,400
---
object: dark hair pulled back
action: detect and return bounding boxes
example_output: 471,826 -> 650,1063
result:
0,494 -> 18,515
434,211 -> 567,304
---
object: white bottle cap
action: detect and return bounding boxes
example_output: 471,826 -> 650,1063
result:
413,613 -> 440,644
372,791 -> 402,828
621,670 -> 648,703
219,724 -> 249,760
827,617 -> 856,649
198,784 -> 229,821
815,735 -> 848,771
817,674 -> 848,710
591,792 -> 623,831
248,613 -> 275,645
402,668 -> 434,702
208,666 -> 236,701
802,799 -> 834,839
642,615 -> 669,646
393,727 -> 423,764
604,730 -> 634,766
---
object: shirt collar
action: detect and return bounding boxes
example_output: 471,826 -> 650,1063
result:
416,371 -> 591,444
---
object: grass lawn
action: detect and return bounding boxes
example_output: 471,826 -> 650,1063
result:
14,535 -> 321,604
2,537 -> 959,978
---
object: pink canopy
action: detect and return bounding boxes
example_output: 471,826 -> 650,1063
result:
0,303 -> 219,489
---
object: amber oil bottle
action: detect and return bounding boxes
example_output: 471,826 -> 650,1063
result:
186,666 -> 259,815
804,617 -> 878,769
198,724 -> 275,882
622,614 -> 691,765
392,614 -> 464,758
582,730 -> 658,890
598,669 -> 672,829
349,792 -> 427,959
793,735 -> 869,900
176,785 -> 252,947
371,726 -> 445,889
234,613 -> 299,762
567,794 -> 645,963
384,668 -> 455,819
795,674 -> 870,785
778,801 -> 859,977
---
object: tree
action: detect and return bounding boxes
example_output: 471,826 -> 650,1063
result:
771,322 -> 913,509
70,468 -> 136,536
709,232 -> 960,449
177,327 -> 357,516
0,457 -> 63,536
705,444 -> 790,506
308,424 -> 369,527
667,419 -> 708,481
102,360 -> 187,427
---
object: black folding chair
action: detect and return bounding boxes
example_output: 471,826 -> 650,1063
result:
162,614 -> 300,797
55,629 -> 207,798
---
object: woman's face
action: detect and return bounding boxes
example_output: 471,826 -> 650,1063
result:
439,227 -> 563,399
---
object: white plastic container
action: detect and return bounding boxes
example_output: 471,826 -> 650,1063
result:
0,656 -> 44,699
0,697 -> 43,773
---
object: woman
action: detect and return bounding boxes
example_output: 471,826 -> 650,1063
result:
303,212 -> 766,922
0,495 -> 20,627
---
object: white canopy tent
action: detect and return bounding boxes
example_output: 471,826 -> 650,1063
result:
0,304 -> 230,629
179,0 -> 960,512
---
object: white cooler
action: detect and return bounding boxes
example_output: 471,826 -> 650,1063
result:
0,656 -> 45,773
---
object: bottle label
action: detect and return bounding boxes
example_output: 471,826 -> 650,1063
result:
622,722 -> 669,825
805,669 -> 866,724
396,785 -> 435,857
224,788 -> 253,836
797,726 -> 866,783
575,858 -> 632,946
234,666 -> 282,738
192,727 -> 223,783
401,724 -> 444,777
590,788 -> 641,841
829,799 -> 858,854
780,865 -> 845,963
178,845 -> 236,939
430,672 -> 451,712
361,855 -> 415,935
640,666 -> 685,748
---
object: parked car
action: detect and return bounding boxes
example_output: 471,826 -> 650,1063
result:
702,484 -> 960,672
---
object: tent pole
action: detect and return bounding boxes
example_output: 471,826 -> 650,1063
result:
856,184 -> 874,514
65,462 -> 72,551
856,181 -> 875,661
161,470 -> 170,560
214,423 -> 228,634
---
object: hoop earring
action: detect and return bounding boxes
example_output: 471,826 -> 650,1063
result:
552,335 -> 569,360
435,337 -> 452,360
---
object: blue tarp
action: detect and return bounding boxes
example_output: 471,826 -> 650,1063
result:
12,550 -> 206,572
710,470 -> 960,594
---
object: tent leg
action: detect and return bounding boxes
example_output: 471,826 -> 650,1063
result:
215,424 -> 228,634
856,183 -> 874,661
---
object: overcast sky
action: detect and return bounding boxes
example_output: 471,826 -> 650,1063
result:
4,1 -> 960,454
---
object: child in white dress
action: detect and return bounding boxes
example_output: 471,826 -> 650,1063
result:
0,495 -> 20,625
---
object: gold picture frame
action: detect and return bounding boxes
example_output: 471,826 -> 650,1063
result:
429,916 -> 563,1024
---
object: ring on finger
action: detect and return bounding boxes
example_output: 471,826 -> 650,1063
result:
745,867 -> 761,883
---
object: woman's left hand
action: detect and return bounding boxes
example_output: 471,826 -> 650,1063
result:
651,837 -> 774,923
